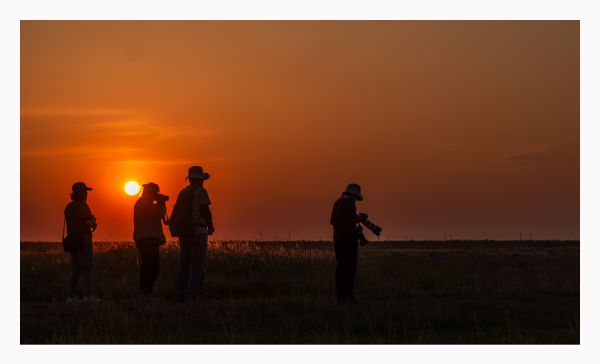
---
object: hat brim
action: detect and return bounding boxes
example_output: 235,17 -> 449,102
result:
343,191 -> 363,201
187,173 -> 210,180
72,182 -> 93,192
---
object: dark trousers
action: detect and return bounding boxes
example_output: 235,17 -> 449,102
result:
334,237 -> 358,300
175,234 -> 208,297
68,235 -> 93,298
135,239 -> 161,295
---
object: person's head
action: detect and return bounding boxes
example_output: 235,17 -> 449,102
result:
141,182 -> 160,198
342,183 -> 363,201
70,182 -> 92,202
186,166 -> 210,185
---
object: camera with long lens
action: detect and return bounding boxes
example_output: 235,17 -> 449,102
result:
356,225 -> 369,247
155,193 -> 169,203
355,213 -> 383,246
358,213 -> 382,236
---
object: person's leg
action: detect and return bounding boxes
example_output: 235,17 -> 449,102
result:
67,251 -> 82,299
148,240 -> 160,294
81,235 -> 94,297
175,237 -> 191,296
135,240 -> 144,293
340,241 -> 353,300
348,240 -> 358,300
136,239 -> 152,294
189,234 -> 208,297
334,240 -> 344,300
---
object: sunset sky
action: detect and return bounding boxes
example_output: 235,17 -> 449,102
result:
20,21 -> 579,241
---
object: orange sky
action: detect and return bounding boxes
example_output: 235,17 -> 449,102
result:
20,21 -> 579,241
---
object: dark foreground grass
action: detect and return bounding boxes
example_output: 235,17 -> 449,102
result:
21,240 -> 579,344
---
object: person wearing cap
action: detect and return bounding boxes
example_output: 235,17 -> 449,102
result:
133,182 -> 168,296
330,183 -> 363,303
173,166 -> 214,300
64,182 -> 99,303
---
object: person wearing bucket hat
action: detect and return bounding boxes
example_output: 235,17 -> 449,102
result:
171,166 -> 214,300
64,181 -> 100,303
133,182 -> 168,296
330,183 -> 363,303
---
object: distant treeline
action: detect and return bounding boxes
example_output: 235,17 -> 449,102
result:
21,239 -> 579,254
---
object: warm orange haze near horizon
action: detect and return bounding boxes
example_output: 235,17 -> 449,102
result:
20,21 -> 579,242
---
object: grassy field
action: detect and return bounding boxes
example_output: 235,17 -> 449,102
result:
20,240 -> 579,344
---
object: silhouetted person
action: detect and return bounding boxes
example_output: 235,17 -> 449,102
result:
330,183 -> 363,303
171,166 -> 214,300
133,182 -> 168,296
64,182 -> 100,303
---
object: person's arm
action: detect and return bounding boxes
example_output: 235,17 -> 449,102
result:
156,200 -> 167,222
64,205 -> 72,233
192,187 -> 201,226
64,205 -> 71,221
151,199 -> 167,219
330,201 -> 335,226
192,186 -> 214,234
200,204 -> 214,235
83,204 -> 97,231
347,199 -> 359,224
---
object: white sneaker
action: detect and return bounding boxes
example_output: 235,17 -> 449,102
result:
81,295 -> 101,303
66,296 -> 77,304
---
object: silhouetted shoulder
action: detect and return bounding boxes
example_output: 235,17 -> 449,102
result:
193,185 -> 210,205
177,184 -> 210,206
65,201 -> 92,219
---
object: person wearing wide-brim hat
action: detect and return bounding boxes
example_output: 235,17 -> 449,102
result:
185,165 -> 210,181
330,183 -> 363,303
133,182 -> 168,296
171,166 -> 214,300
64,182 -> 100,303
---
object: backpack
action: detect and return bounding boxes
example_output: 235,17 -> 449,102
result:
168,185 -> 201,237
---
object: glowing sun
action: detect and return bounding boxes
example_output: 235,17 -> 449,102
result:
124,181 -> 140,196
